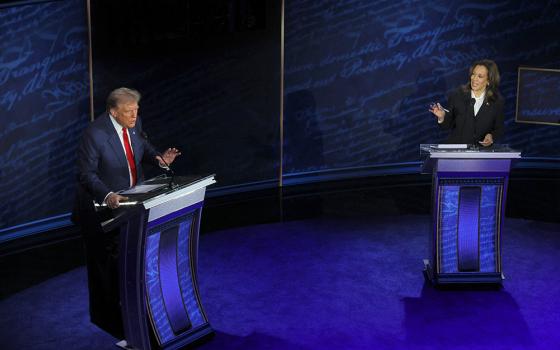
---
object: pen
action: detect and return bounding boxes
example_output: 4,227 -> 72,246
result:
430,102 -> 449,113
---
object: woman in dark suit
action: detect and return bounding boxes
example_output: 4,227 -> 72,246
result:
430,59 -> 504,146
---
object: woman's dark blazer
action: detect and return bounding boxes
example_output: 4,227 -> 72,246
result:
439,87 -> 504,144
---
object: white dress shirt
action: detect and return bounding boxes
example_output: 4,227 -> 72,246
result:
103,115 -> 135,204
471,90 -> 485,116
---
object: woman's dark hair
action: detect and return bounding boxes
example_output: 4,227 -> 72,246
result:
462,59 -> 501,102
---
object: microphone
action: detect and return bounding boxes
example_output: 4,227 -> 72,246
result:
142,132 -> 173,172
470,98 -> 476,106
141,131 -> 176,189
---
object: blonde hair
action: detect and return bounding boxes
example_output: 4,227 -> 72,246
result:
106,87 -> 141,111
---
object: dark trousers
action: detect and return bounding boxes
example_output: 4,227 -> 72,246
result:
80,207 -> 124,339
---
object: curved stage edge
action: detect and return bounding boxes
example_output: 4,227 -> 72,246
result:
1,157 -> 558,254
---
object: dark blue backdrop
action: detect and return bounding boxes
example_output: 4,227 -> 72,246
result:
283,0 -> 560,175
89,0 -> 282,190
2,0 -> 560,239
0,0 -> 89,235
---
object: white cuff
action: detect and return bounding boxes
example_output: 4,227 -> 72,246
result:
103,192 -> 114,204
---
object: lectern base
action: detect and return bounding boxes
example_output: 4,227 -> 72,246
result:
423,259 -> 504,285
116,340 -> 136,350
116,325 -> 214,350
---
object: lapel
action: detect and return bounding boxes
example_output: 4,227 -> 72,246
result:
477,97 -> 491,119
102,114 -> 129,170
466,90 -> 492,119
129,126 -> 143,166
463,90 -> 473,117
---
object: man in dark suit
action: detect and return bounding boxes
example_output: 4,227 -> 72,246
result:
74,87 -> 180,337
430,59 -> 504,146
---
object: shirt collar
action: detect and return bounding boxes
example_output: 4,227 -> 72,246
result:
109,113 -> 125,133
471,90 -> 486,100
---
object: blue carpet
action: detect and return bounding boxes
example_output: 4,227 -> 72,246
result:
1,215 -> 559,349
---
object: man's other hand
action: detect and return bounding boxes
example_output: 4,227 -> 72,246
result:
106,193 -> 129,209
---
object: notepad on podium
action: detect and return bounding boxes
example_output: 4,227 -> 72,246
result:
435,144 -> 468,149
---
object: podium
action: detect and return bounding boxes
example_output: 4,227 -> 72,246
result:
98,175 -> 216,350
420,145 -> 520,285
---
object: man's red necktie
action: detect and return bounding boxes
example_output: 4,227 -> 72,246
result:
122,127 -> 137,186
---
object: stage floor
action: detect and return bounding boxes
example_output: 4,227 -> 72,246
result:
1,215 -> 559,350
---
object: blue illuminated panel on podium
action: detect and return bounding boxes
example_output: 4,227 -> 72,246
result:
100,175 -> 215,350
145,209 -> 207,346
420,145 -> 520,285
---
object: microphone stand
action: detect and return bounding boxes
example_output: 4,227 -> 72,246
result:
159,157 -> 176,190
141,131 -> 176,189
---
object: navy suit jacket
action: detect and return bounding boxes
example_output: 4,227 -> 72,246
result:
76,113 -> 159,205
439,88 -> 504,144
74,113 -> 161,335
